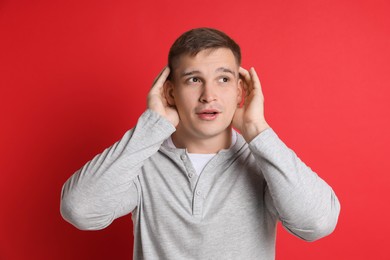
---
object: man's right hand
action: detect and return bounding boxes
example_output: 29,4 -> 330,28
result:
147,66 -> 180,127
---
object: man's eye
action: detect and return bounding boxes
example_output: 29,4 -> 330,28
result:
188,77 -> 200,83
219,77 -> 229,83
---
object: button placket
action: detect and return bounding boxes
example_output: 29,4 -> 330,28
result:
193,189 -> 203,216
180,151 -> 204,217
180,153 -> 198,186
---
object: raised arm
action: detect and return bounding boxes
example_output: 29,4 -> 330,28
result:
233,67 -> 340,241
60,67 -> 178,230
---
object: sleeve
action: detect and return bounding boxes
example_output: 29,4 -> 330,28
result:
248,128 -> 341,241
60,109 -> 176,230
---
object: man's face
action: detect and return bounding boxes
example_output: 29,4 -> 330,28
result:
167,48 -> 242,141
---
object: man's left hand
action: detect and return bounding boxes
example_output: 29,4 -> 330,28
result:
232,67 -> 270,142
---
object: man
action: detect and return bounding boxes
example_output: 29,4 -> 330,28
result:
61,28 -> 340,259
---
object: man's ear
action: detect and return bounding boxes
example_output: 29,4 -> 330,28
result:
164,80 -> 175,106
237,78 -> 244,106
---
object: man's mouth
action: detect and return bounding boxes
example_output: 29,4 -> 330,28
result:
196,109 -> 221,120
200,111 -> 218,115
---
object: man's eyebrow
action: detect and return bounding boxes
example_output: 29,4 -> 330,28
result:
180,67 -> 237,78
180,70 -> 201,78
216,67 -> 236,77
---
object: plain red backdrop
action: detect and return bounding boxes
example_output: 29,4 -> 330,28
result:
1,0 -> 389,259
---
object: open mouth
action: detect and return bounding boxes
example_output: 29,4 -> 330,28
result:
196,109 -> 220,120
201,112 -> 218,115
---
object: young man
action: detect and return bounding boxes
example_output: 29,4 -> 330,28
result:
61,28 -> 340,259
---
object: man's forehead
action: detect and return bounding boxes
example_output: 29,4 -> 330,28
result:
174,48 -> 239,76
180,48 -> 236,63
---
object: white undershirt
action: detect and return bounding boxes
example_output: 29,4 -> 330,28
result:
165,131 -> 237,175
187,153 -> 216,176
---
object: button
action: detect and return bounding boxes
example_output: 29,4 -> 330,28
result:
180,154 -> 186,161
196,190 -> 201,196
188,173 -> 194,178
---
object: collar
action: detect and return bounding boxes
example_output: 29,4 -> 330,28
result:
159,129 -> 248,165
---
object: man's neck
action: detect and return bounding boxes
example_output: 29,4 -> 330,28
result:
171,127 -> 232,154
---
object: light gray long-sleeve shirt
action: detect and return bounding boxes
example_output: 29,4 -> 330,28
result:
60,109 -> 340,259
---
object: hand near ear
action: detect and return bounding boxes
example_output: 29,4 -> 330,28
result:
147,66 -> 180,127
233,67 -> 270,142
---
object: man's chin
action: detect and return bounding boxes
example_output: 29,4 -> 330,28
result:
192,126 -> 232,140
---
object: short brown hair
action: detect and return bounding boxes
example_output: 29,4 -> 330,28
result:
168,28 -> 241,80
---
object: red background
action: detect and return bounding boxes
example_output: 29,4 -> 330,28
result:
1,0 -> 389,259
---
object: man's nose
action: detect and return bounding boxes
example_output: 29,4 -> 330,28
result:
199,82 -> 217,103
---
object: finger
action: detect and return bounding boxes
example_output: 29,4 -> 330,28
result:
151,66 -> 170,90
249,67 -> 262,90
239,67 -> 251,85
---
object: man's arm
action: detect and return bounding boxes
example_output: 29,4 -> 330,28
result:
233,67 -> 340,241
60,67 -> 178,230
249,128 -> 340,241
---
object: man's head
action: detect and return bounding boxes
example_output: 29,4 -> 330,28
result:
165,28 -> 243,152
168,28 -> 241,81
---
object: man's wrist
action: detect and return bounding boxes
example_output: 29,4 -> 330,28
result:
242,121 -> 270,143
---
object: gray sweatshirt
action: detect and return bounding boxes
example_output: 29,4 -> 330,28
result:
60,109 -> 340,259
